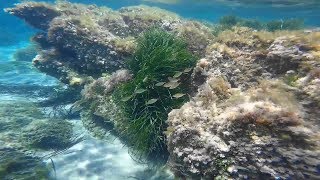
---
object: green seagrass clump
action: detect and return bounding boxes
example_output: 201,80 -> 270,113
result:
113,28 -> 197,160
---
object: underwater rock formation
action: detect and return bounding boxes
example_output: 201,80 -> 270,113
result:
202,27 -> 318,89
6,1 -> 320,179
167,79 -> 320,179
0,101 -> 75,179
22,120 -> 74,150
79,69 -> 132,139
0,100 -> 77,153
5,2 -> 61,30
167,27 -> 320,179
0,101 -> 43,140
0,148 -> 50,179
79,28 -> 197,161
6,1 -> 214,86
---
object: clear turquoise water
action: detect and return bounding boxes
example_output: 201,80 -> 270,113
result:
0,0 -> 319,179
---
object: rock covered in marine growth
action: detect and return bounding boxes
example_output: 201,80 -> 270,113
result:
0,148 -> 50,179
5,2 -> 61,30
167,27 -> 320,179
79,70 -> 132,138
6,1 -> 214,86
7,1 -> 320,179
0,101 -> 78,179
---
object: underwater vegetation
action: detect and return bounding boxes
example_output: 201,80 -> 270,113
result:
0,101 -> 75,179
0,102 -> 36,134
5,1 -> 320,179
265,18 -> 304,32
38,85 -> 82,119
167,23 -> 320,178
113,28 -> 197,160
77,28 -> 197,161
0,101 -> 77,151
0,148 -> 50,180
22,120 -> 74,150
215,15 -> 304,34
77,28 -> 197,162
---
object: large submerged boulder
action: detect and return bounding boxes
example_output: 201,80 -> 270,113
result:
6,1 -> 214,86
167,27 -> 320,179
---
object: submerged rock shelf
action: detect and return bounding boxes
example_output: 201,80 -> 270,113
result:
4,1 -> 320,179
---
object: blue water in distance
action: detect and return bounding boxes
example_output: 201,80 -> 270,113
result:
1,0 -> 319,47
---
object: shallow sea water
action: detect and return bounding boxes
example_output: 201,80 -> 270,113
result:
0,0 -> 319,180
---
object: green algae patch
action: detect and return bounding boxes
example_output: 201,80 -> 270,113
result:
0,101 -> 76,151
0,148 -> 50,180
21,120 -> 74,150
113,28 -> 197,160
0,101 -> 43,136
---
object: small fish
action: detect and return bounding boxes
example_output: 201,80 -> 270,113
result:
164,127 -> 175,136
101,73 -> 109,77
164,130 -> 170,136
155,82 -> 165,86
121,95 -> 132,102
143,76 -> 148,82
167,127 -> 175,132
163,82 -> 173,88
146,98 -> 158,105
183,67 -> 193,73
135,88 -> 147,94
173,72 -> 183,78
163,81 -> 180,89
172,93 -> 185,98
169,82 -> 180,89
168,77 -> 179,82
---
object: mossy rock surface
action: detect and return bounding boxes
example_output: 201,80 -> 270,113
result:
22,120 -> 74,150
0,148 -> 50,180
0,101 -> 43,140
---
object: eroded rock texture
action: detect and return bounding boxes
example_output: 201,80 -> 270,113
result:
6,1 -> 214,86
167,28 -> 320,179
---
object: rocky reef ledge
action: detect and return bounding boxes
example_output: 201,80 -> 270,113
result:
5,1 -> 213,86
167,29 -> 320,178
6,1 -> 320,179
